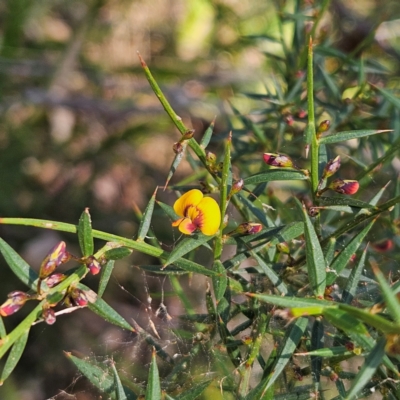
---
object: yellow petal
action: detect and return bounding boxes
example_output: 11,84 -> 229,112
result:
196,197 -> 221,236
178,217 -> 197,235
172,217 -> 184,227
173,189 -> 203,217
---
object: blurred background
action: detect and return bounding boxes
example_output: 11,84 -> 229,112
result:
1,0 -> 400,398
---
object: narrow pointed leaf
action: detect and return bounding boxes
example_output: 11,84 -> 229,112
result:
319,129 -> 391,144
296,346 -> 352,358
344,338 -> 386,400
156,200 -> 181,221
251,252 -> 288,294
137,188 -> 158,241
79,284 -> 135,332
0,238 -> 38,290
244,170 -> 307,185
199,118 -> 215,149
212,260 -> 227,302
0,317 -> 5,339
372,263 -> 400,324
104,247 -> 132,261
246,317 -> 308,399
342,245 -> 368,304
78,208 -> 94,257
327,218 -> 375,285
318,197 -> 375,209
98,260 -> 115,298
0,328 -> 29,384
246,293 -> 331,309
65,353 -> 115,396
110,361 -> 128,400
164,233 -> 212,267
175,380 -> 212,400
295,198 -> 326,296
145,349 -> 162,400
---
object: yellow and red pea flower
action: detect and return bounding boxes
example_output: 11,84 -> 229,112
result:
172,189 -> 221,236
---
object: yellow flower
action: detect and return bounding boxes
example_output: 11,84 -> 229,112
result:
172,189 -> 221,235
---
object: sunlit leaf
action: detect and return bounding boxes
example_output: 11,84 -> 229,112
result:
145,349 -> 162,400
244,170 -> 308,186
78,208 -> 94,257
319,129 -> 391,144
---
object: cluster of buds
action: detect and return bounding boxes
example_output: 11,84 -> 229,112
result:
316,155 -> 359,198
0,240 -> 102,324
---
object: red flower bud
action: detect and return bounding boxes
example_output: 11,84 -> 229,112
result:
231,222 -> 263,236
68,288 -> 89,307
39,241 -> 70,279
263,153 -> 295,168
45,273 -> 67,288
0,291 -> 29,317
322,156 -> 341,179
329,179 -> 359,195
42,307 -> 56,325
86,256 -> 101,275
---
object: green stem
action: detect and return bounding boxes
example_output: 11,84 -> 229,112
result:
0,218 -> 218,276
307,37 -> 318,198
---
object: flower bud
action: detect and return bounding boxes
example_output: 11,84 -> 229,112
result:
86,256 -> 101,275
173,142 -> 183,154
182,129 -> 195,140
68,288 -> 89,307
0,291 -> 29,317
328,179 -> 359,195
284,114 -> 294,126
45,273 -> 66,288
322,156 -> 341,179
39,241 -> 70,279
232,222 -> 263,236
42,307 -> 56,325
317,120 -> 331,134
229,179 -> 244,196
263,153 -> 295,168
297,109 -> 307,119
206,151 -> 217,165
308,207 -> 319,217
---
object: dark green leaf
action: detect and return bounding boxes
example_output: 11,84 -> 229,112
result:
98,260 -> 115,298
0,329 -> 29,384
212,260 -> 227,302
327,219 -> 375,285
137,188 -> 157,241
295,198 -> 326,297
0,238 -> 38,290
